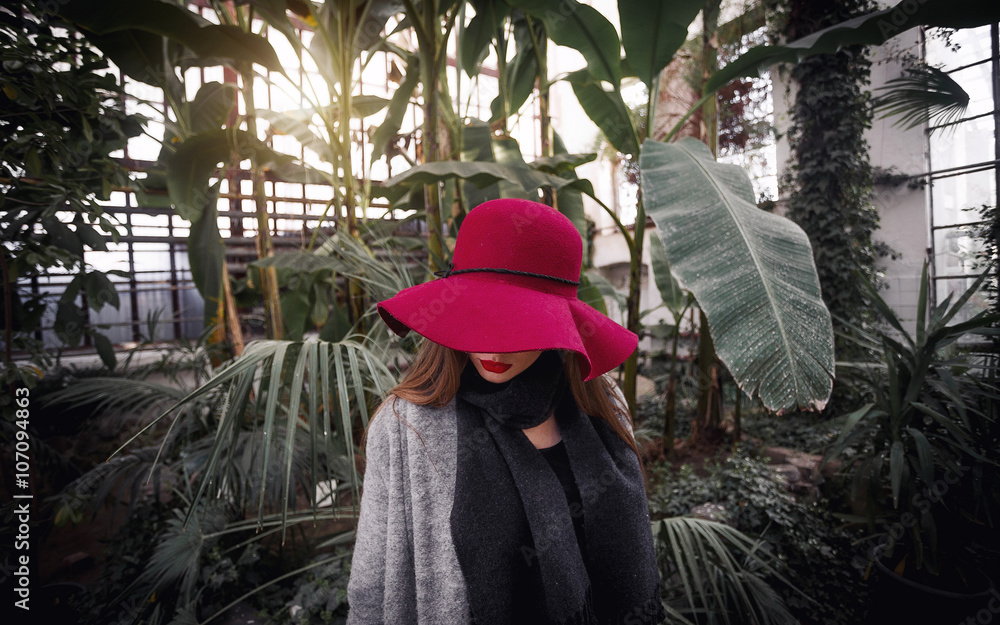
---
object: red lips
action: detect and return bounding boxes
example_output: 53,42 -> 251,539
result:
480,359 -> 512,373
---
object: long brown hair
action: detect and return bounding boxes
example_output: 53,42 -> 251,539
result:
369,340 -> 640,461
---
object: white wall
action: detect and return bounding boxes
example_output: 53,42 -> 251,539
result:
868,31 -> 930,333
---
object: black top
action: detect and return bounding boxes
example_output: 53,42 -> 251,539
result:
538,440 -> 587,558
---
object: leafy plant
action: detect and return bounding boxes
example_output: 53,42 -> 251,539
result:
873,63 -> 970,130
47,0 -> 291,346
650,452 -> 868,625
557,0 -> 1000,417
0,1 -> 144,393
653,515 -> 799,625
279,550 -> 353,624
966,203 -> 998,322
47,329 -> 393,622
824,264 -> 1000,577
640,137 -> 835,412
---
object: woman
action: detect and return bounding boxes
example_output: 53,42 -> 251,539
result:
347,199 -> 663,624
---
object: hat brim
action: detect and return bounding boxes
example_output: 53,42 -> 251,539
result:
377,274 -> 637,381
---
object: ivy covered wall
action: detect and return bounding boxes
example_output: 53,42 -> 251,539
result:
778,0 -> 891,365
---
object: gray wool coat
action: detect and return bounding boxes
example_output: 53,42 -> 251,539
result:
345,380 -> 633,624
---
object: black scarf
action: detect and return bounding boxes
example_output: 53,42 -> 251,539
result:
451,351 -> 663,624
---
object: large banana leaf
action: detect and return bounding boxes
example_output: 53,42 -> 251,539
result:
461,0 -> 511,76
257,109 -> 337,163
639,138 -> 834,412
460,120 -> 502,208
53,0 -> 282,74
164,129 -> 293,222
383,160 -> 585,195
618,0 -> 704,88
188,191 -> 225,327
507,0 -> 621,85
488,14 -> 542,122
189,82 -> 237,134
371,53 -> 420,163
566,69 -> 639,156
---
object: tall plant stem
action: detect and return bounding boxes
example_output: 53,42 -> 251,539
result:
662,301 -> 689,459
623,69 -> 666,414
647,73 -> 661,145
242,68 -> 284,339
695,310 -> 722,431
732,390 -> 742,452
332,6 -> 367,330
690,0 -> 724,441
663,321 -> 682,459
221,259 -> 245,355
524,16 -> 551,159
623,198 -> 645,417
405,0 -> 446,273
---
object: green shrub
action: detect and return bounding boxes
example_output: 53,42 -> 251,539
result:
740,408 -> 843,454
650,450 -> 868,625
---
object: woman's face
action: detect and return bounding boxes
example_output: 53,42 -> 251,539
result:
467,350 -> 543,384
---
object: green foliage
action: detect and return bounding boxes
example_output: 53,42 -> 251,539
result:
245,224 -> 419,341
649,452 -> 869,625
71,500 -> 172,624
711,0 -> 1000,94
279,552 -> 352,624
779,0 -> 893,395
71,498 -> 277,625
653,515 -> 799,625
872,64 -> 970,130
640,138 -> 835,412
48,331 -> 391,623
740,409 -> 842,455
824,265 -> 1000,575
967,203 -> 999,321
0,2 -> 144,395
51,0 -> 283,80
618,0 -> 705,89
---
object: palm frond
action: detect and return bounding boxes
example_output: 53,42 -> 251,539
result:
873,64 -> 969,131
140,505 -> 227,604
317,228 -> 422,303
40,377 -> 195,421
125,336 -> 398,541
52,445 -> 176,524
654,517 -> 803,625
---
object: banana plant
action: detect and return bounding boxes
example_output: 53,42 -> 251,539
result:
640,138 -> 834,411
46,330 -> 396,623
237,0 -> 414,340
382,124 -> 596,249
48,0 -> 288,352
521,0 -> 1000,417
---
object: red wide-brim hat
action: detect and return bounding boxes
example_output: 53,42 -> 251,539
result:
377,199 -> 637,381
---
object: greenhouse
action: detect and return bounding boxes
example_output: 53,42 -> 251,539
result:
1,0 -> 998,624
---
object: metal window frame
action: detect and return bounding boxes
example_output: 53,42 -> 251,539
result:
924,23 -> 1000,312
